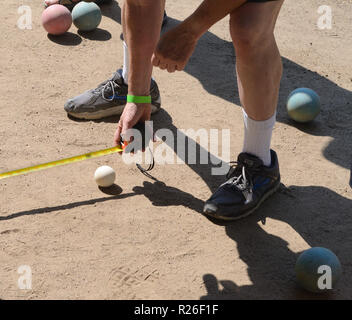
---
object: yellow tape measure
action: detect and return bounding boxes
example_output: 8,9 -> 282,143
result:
0,146 -> 123,180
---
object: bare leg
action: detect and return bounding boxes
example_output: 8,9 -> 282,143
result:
230,1 -> 284,121
229,1 -> 284,165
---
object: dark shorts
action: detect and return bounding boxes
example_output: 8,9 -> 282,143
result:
247,0 -> 279,2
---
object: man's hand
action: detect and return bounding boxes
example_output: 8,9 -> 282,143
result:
113,102 -> 151,147
152,23 -> 199,73
152,0 -> 247,73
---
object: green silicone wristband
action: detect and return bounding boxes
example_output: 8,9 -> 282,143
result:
127,95 -> 152,104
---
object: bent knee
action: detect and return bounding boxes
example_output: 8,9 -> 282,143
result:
231,24 -> 275,53
230,11 -> 277,52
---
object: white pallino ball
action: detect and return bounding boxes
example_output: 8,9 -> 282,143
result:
94,166 -> 116,187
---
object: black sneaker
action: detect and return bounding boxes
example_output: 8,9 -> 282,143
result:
64,69 -> 161,120
203,150 -> 281,221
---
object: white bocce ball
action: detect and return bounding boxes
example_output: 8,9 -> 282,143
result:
94,166 -> 116,187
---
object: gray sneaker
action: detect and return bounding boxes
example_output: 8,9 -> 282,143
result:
64,69 -> 161,120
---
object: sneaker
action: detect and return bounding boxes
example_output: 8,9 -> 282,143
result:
203,150 -> 281,221
64,69 -> 161,120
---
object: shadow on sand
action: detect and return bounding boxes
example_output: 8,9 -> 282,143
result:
33,0 -> 352,299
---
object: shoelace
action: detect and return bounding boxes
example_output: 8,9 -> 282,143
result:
222,161 -> 256,193
101,80 -> 118,102
225,160 -> 268,225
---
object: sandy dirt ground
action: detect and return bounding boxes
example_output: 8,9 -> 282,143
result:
0,0 -> 351,300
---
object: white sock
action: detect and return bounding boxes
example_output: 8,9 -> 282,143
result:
122,41 -> 129,84
242,109 -> 276,167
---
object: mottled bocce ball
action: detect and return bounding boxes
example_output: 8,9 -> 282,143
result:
72,1 -> 102,32
42,4 -> 72,35
295,247 -> 342,293
287,88 -> 321,123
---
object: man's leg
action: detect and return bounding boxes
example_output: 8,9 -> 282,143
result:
204,0 -> 284,220
231,0 -> 283,166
